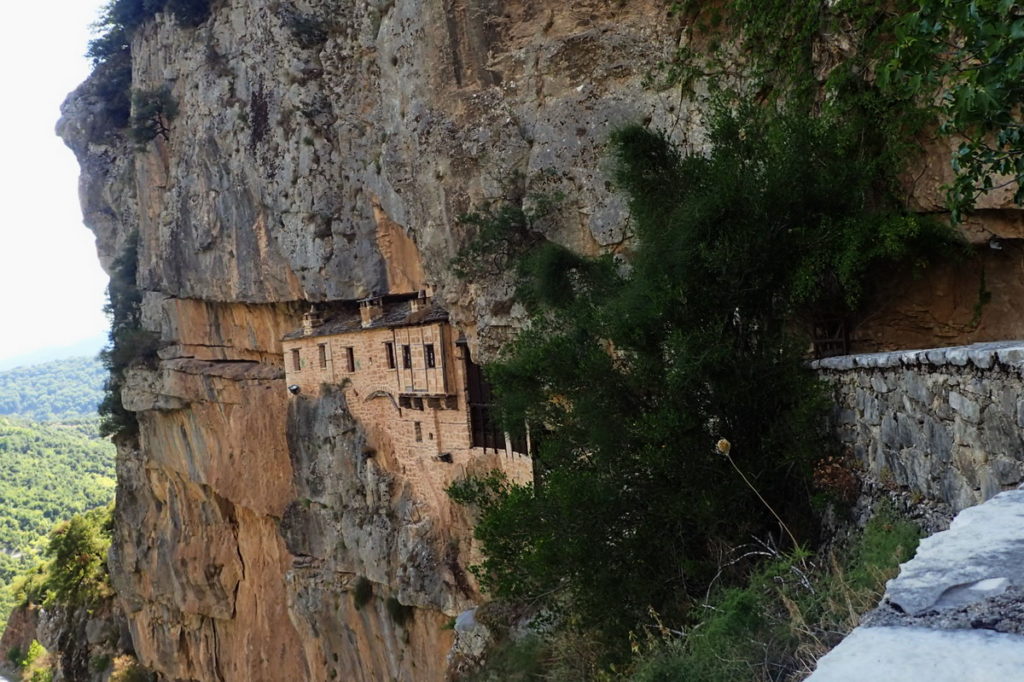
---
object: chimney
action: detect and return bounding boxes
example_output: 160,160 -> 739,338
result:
360,297 -> 383,328
409,285 -> 433,312
302,306 -> 323,336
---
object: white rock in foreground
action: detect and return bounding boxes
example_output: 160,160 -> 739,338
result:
885,489 -> 1024,616
807,626 -> 1024,682
809,488 -> 1024,681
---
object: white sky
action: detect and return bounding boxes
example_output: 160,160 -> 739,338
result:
0,0 -> 111,362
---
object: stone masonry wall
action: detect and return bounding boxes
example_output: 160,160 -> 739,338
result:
814,342 -> 1024,512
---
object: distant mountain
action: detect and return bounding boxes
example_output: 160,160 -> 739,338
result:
0,333 -> 107,372
0,356 -> 106,421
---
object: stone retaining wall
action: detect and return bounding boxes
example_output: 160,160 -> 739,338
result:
813,342 -> 1024,512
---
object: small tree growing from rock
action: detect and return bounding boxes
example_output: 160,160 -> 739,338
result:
129,87 -> 178,143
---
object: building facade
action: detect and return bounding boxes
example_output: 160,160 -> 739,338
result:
282,295 -> 528,466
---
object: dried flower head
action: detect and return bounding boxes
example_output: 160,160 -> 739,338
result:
716,438 -> 731,456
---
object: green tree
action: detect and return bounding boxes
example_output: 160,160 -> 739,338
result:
130,87 -> 178,143
43,506 -> 113,606
450,106 -> 957,647
880,0 -> 1024,218
0,357 -> 107,422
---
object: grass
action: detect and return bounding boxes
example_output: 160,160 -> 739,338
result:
629,503 -> 920,681
468,502 -> 919,681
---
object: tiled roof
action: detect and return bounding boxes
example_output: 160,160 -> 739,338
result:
283,301 -> 450,341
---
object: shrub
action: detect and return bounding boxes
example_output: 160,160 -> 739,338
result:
111,661 -> 157,682
282,10 -> 331,49
385,596 -> 413,627
94,0 -> 211,36
165,0 -> 211,27
467,636 -> 546,682
20,640 -> 46,669
9,564 -> 49,607
99,234 -> 159,439
452,190 -> 561,281
91,654 -> 113,672
628,504 -> 920,680
352,577 -> 373,610
29,669 -> 53,682
87,0 -> 210,134
130,87 -> 179,143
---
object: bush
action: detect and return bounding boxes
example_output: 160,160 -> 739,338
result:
385,596 -> 413,627
452,189 -> 561,281
87,0 -> 209,133
99,234 -> 159,439
282,10 -> 331,49
165,0 -> 211,27
629,504 -> 920,681
467,636 -> 546,682
94,0 -> 210,36
111,661 -> 157,682
352,577 -> 373,610
91,654 -> 113,672
29,669 -> 53,682
130,87 -> 179,143
19,640 -> 46,669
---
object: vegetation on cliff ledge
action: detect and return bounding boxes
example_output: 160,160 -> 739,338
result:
10,504 -> 115,610
87,0 -> 210,134
98,234 -> 158,440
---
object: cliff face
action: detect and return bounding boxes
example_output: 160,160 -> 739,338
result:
58,1 -> 679,679
57,0 -> 1024,680
1,601 -> 136,682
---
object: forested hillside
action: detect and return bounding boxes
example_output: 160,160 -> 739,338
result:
0,356 -> 105,421
0,417 -> 115,626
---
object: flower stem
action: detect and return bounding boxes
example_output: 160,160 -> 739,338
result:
724,453 -> 801,552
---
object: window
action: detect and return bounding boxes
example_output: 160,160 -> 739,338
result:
402,344 -> 412,369
414,422 -> 423,442
291,348 -> 301,371
345,347 -> 356,372
424,343 -> 436,368
385,342 -> 396,369
399,395 -> 424,410
318,344 -> 327,369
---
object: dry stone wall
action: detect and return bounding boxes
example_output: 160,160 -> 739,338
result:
814,342 -> 1024,512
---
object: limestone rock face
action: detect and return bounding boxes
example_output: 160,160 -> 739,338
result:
57,1 -> 680,680
282,387 -> 451,681
56,0 -> 1024,680
0,601 -> 135,682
